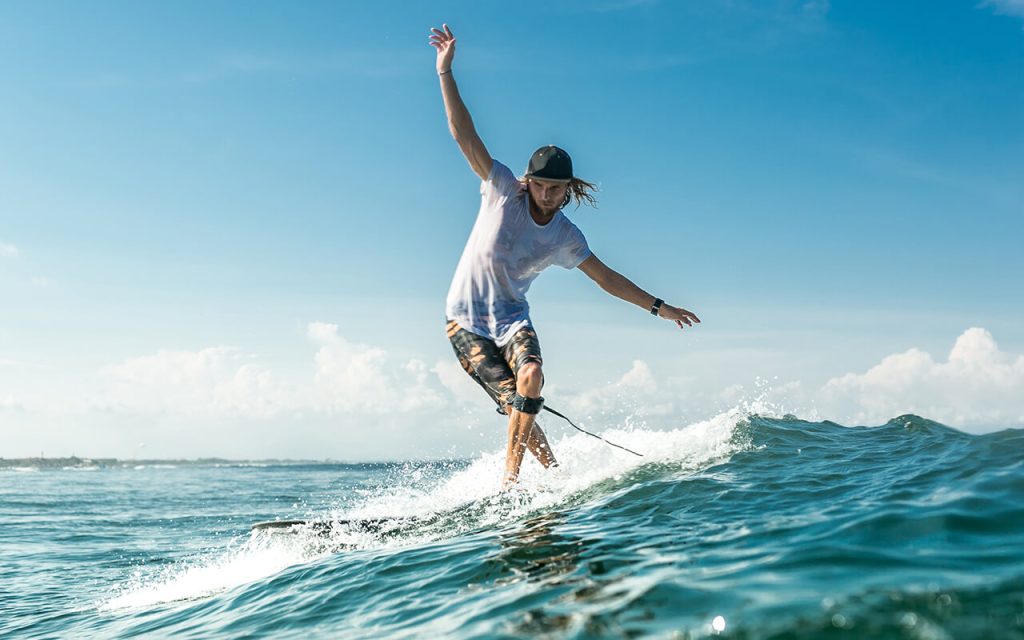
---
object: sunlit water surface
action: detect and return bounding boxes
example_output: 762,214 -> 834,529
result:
3,412 -> 1022,638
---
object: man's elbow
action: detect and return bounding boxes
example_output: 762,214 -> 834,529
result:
448,117 -> 472,141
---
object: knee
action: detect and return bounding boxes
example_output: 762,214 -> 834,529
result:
517,361 -> 543,394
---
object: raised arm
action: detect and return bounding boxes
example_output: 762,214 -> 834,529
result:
429,24 -> 493,181
578,254 -> 701,330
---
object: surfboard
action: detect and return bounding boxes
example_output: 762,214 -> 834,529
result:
251,497 -> 493,537
250,518 -> 391,535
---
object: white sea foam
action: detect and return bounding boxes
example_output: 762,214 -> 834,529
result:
343,407 -> 743,527
100,408 -> 744,611
101,535 -> 320,610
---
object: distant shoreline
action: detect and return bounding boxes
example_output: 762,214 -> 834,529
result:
0,456 -> 334,469
0,456 -> 465,469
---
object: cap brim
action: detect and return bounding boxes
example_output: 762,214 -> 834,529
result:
524,173 -> 572,184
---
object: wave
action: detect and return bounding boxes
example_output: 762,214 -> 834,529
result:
101,409 -> 744,610
97,411 -> 1024,638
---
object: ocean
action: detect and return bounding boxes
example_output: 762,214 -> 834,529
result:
2,412 -> 1022,639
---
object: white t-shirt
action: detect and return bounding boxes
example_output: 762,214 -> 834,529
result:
445,161 -> 592,346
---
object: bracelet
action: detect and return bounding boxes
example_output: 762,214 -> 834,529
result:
438,69 -> 452,76
650,298 -> 664,316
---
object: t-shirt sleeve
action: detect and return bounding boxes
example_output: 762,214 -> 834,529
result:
557,222 -> 592,269
480,160 -> 521,202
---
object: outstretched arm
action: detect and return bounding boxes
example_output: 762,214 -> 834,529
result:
428,24 -> 493,181
578,254 -> 701,330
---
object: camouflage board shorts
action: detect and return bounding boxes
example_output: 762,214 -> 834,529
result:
445,319 -> 543,413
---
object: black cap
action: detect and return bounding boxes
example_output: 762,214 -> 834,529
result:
525,145 -> 573,183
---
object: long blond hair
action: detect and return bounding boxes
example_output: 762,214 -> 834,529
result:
562,176 -> 599,209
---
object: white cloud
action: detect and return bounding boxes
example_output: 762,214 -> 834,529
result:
433,358 -> 485,405
99,347 -> 283,418
92,324 -> 454,420
17,324 -> 1022,459
819,328 -> 1024,430
548,329 -> 1024,434
0,241 -> 18,258
982,0 -> 1024,19
307,322 -> 448,413
554,360 -> 695,424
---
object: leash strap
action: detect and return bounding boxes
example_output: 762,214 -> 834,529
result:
542,404 -> 644,457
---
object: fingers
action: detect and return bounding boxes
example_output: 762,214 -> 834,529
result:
663,305 -> 699,330
429,25 -> 455,43
657,303 -> 702,330
675,306 -> 701,324
428,34 -> 455,50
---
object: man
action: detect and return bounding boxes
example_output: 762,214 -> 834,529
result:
430,24 -> 700,485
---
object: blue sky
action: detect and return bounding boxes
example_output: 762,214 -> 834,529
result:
2,1 -> 1022,460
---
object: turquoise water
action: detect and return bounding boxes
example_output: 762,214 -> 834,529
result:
3,413 -> 1022,638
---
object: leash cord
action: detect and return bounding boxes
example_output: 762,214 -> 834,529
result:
543,405 -> 644,457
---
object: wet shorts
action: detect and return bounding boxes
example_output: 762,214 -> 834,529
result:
445,319 -> 543,412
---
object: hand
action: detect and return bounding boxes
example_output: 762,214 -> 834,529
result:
428,24 -> 456,74
659,303 -> 701,330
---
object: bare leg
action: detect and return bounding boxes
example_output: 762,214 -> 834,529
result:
502,408 -> 557,472
504,362 -> 552,484
526,424 -> 557,468
504,408 -> 534,485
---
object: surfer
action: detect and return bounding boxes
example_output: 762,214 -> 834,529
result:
430,24 -> 700,485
